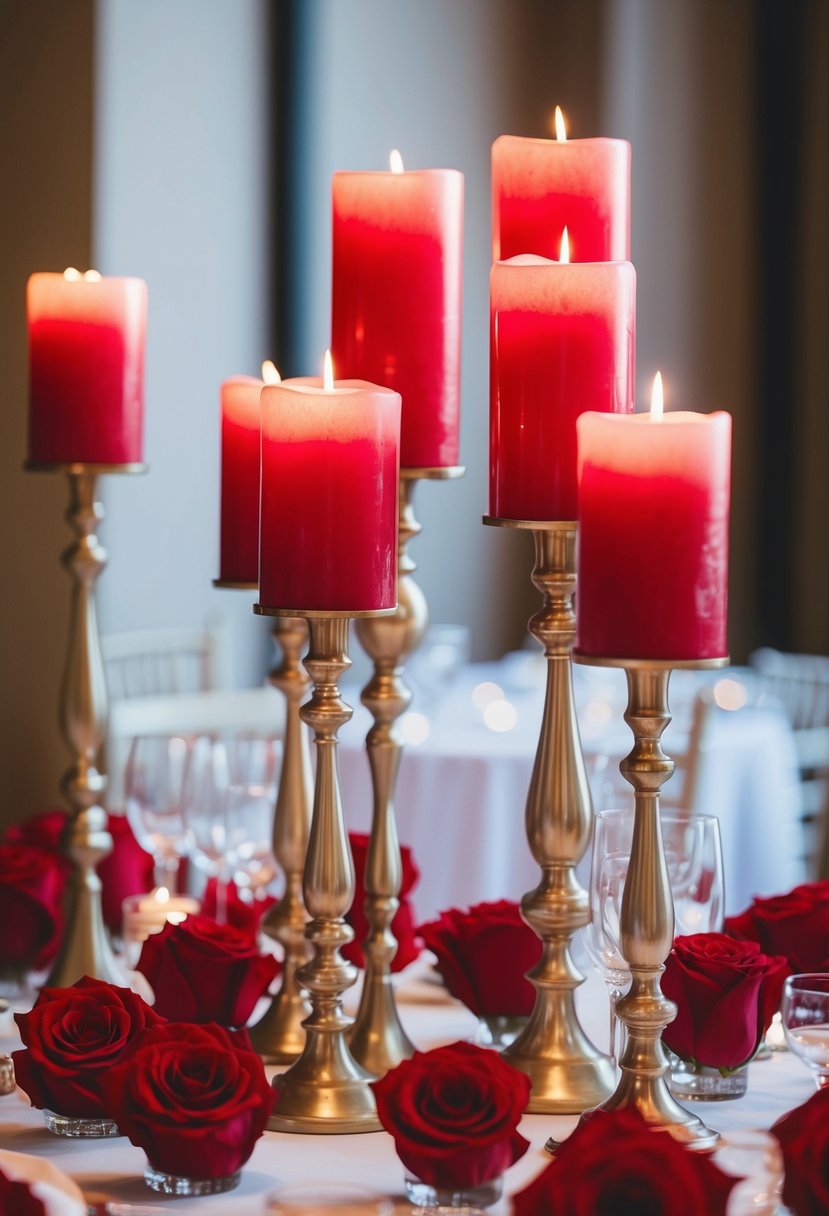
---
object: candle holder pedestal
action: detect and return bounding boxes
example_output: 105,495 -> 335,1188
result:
26,460 -> 146,987
555,654 -> 728,1149
213,582 -> 314,1063
350,465 -> 464,1076
483,517 -> 614,1113
252,607 -> 393,1133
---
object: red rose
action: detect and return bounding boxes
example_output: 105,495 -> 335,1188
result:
201,877 -> 277,941
12,976 -> 163,1117
771,1088 -> 829,1216
97,814 -> 155,934
372,1040 -> 530,1191
0,1167 -> 46,1216
5,810 -> 65,851
137,914 -> 280,1027
725,880 -> 829,972
418,900 -> 541,1016
512,1108 -> 738,1216
343,831 -> 422,972
0,844 -> 68,971
662,932 -> 789,1070
99,1022 -> 273,1179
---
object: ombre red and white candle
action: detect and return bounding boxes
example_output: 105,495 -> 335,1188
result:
492,107 -> 630,263
259,355 -> 401,613
332,153 -> 463,469
576,376 -> 731,661
219,361 -> 279,585
489,235 -> 636,521
27,269 -> 147,465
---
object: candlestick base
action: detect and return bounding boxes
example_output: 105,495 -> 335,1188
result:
349,468 -> 464,1076
563,652 -> 727,1148
483,516 -> 614,1113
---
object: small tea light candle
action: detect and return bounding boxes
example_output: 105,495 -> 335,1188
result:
122,887 -> 200,965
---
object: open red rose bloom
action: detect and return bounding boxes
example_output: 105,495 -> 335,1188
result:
418,899 -> 541,1016
725,879 -> 829,973
99,1022 -> 274,1180
136,913 -> 280,1027
512,1108 -> 738,1216
772,1087 -> 829,1216
662,931 -> 789,1071
12,976 -> 163,1118
0,842 -> 67,971
371,1040 -> 530,1191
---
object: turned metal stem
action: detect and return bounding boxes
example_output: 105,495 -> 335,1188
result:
250,616 -> 313,1062
349,472 -> 427,1073
47,471 -> 123,987
267,614 -> 381,1134
492,522 -> 613,1112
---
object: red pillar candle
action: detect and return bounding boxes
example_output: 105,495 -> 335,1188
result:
27,269 -> 147,464
489,250 -> 636,521
219,362 -> 279,585
576,391 -> 731,661
492,116 -> 630,263
331,158 -> 463,468
259,360 -> 401,612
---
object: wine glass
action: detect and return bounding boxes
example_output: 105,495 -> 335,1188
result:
180,734 -> 230,914
585,808 -> 725,1061
781,973 -> 829,1088
124,734 -> 192,893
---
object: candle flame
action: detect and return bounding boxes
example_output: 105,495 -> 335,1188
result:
651,371 -> 664,419
323,349 -> 335,391
559,226 -> 570,264
389,148 -> 404,174
83,269 -> 102,282
554,105 -> 567,142
155,886 -> 170,904
63,267 -> 82,281
261,359 -> 281,385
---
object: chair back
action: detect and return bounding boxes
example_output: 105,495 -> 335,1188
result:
101,622 -> 232,700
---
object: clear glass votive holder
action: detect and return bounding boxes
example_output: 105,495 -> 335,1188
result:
667,1056 -> 748,1101
713,1129 -> 783,1216
44,1109 -> 120,1137
144,1166 -> 241,1196
405,1172 -> 502,1209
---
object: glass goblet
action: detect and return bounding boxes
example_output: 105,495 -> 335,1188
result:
782,973 -> 829,1088
222,734 -> 280,899
124,734 -> 191,894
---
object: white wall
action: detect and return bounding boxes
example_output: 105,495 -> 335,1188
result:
92,0 -> 272,685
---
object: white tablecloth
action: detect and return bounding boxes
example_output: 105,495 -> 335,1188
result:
0,969 -> 813,1214
338,657 -> 805,921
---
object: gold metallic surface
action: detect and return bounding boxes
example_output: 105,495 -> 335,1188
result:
348,470 -> 444,1074
563,658 -> 726,1148
485,519 -> 614,1112
251,616 -> 314,1063
212,578 -> 257,590
267,616 -> 381,1133
44,471 -> 125,987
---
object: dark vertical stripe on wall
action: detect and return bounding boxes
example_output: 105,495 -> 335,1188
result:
755,0 -> 808,647
268,0 -> 312,376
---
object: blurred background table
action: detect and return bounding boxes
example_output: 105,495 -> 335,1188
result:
339,652 -> 806,921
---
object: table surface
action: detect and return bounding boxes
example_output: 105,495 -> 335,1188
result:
0,967 -> 814,1214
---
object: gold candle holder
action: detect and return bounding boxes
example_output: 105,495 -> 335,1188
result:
252,607 -> 393,1134
26,461 -> 146,987
562,654 -> 727,1149
212,581 -> 314,1062
483,517 -> 615,1113
350,465 -> 464,1076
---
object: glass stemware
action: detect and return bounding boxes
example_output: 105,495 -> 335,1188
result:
124,735 -> 192,894
781,973 -> 829,1088
585,808 -> 725,1062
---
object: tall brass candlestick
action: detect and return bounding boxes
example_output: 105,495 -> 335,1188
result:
212,582 -> 314,1063
26,461 -> 145,987
350,465 -> 464,1075
564,655 -> 727,1148
253,608 -> 391,1133
251,615 -> 313,1061
483,518 -> 614,1113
